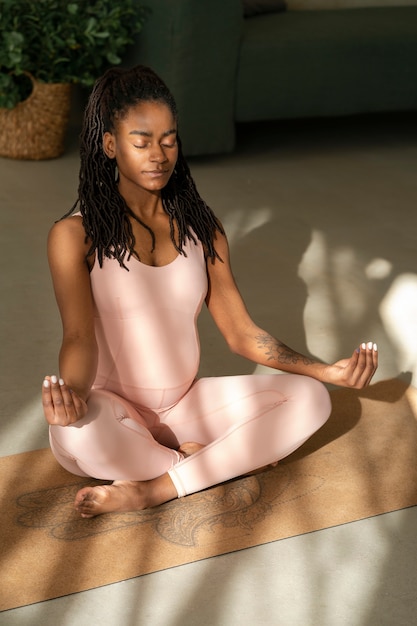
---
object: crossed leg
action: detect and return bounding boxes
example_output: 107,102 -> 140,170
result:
50,374 -> 331,517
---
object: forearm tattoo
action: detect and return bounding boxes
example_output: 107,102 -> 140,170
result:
255,333 -> 314,366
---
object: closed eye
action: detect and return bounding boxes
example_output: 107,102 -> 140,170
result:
133,141 -> 176,149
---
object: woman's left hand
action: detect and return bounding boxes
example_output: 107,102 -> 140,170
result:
323,342 -> 378,389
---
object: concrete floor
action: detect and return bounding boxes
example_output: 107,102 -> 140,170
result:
1,112 -> 416,625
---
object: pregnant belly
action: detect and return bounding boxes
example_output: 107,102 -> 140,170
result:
93,311 -> 200,410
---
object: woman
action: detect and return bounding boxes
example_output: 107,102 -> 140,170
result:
42,65 -> 378,518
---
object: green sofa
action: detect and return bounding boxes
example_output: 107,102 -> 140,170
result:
126,0 -> 417,156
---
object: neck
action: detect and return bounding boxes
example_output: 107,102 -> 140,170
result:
118,183 -> 163,221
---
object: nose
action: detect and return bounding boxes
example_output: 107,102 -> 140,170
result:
149,143 -> 167,163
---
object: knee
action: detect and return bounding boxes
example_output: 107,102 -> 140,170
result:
303,377 -> 332,427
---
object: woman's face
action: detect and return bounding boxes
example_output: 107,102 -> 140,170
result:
103,100 -> 178,195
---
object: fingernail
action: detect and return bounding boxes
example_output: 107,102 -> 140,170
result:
367,341 -> 373,350
361,343 -> 366,350
373,343 -> 378,351
43,379 -> 50,388
51,375 -> 58,384
59,378 -> 65,386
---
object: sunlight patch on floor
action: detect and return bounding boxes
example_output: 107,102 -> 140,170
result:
298,230 -> 341,363
221,206 -> 272,245
380,273 -> 417,387
298,229 -> 416,385
1,396 -> 48,456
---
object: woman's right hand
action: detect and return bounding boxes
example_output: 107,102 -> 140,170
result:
42,375 -> 88,426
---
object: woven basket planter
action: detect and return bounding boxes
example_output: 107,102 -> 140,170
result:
0,75 -> 72,160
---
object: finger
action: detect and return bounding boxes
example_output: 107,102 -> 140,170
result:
56,378 -> 81,423
49,375 -> 82,425
362,342 -> 378,386
364,342 -> 378,386
355,342 -> 372,387
42,377 -> 57,424
356,342 -> 378,388
46,375 -> 68,422
43,375 -> 66,424
58,379 -> 86,421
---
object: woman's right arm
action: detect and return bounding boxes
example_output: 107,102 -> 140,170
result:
42,216 -> 98,425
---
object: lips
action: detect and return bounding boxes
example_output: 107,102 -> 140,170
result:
144,169 -> 169,177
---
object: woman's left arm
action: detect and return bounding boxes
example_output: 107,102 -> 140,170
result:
205,230 -> 377,389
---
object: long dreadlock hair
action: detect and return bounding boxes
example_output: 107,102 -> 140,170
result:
66,65 -> 223,269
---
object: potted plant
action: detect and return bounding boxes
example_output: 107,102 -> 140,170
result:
0,0 -> 149,159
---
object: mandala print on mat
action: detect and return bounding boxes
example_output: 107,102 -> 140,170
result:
15,465 -> 325,547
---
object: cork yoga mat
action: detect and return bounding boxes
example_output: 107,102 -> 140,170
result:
1,378 -> 417,611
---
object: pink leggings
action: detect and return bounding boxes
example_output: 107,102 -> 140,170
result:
49,374 -> 331,497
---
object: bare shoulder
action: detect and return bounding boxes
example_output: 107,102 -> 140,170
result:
47,215 -> 94,318
48,214 -> 86,246
47,215 -> 90,265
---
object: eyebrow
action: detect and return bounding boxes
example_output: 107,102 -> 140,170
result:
128,129 -> 177,138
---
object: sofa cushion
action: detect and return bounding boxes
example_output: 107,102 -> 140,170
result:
242,0 -> 287,16
236,6 -> 417,121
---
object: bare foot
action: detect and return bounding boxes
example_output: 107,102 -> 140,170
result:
74,474 -> 177,518
178,441 -> 205,458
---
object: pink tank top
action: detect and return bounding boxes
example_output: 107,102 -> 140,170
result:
90,235 -> 208,410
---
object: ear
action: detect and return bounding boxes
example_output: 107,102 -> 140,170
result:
103,132 -> 116,158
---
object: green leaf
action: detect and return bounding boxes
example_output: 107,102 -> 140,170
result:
93,31 -> 110,39
106,52 -> 121,65
85,17 -> 98,34
6,31 -> 25,47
